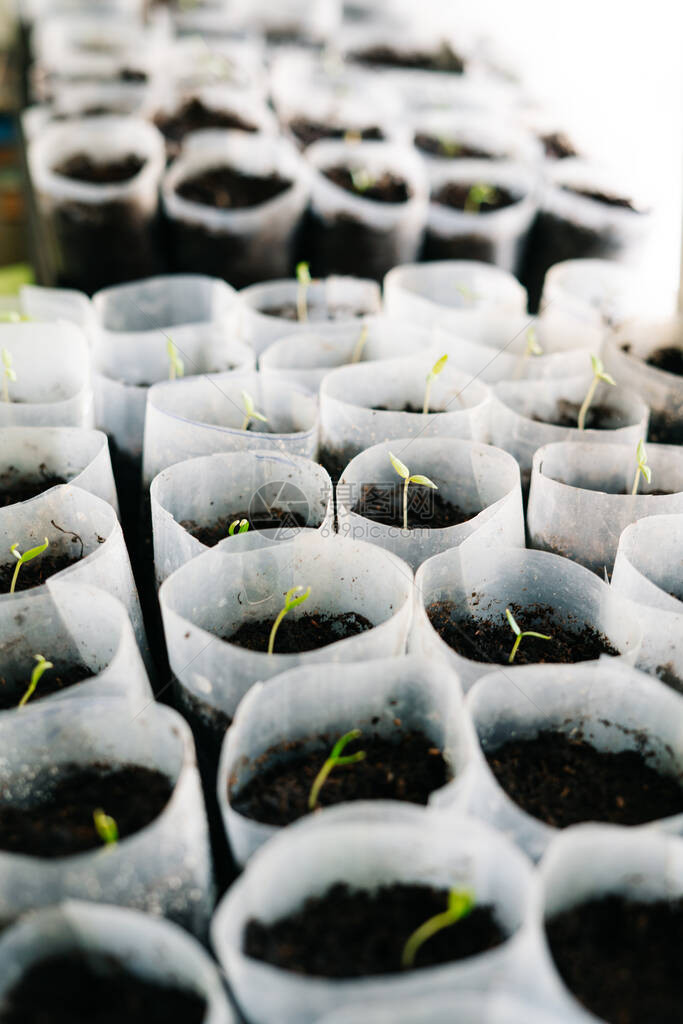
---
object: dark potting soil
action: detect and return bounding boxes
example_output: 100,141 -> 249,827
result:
180,507 -> 308,546
231,730 -> 450,825
176,166 -> 291,209
0,950 -> 207,1024
414,133 -> 497,160
323,166 -> 410,204
546,894 -> 683,1024
371,403 -> 444,413
350,42 -> 466,74
0,465 -> 67,506
0,763 -> 173,857
259,301 -> 368,321
646,345 -> 683,377
155,97 -> 258,148
539,130 -> 579,160
426,600 -> 619,665
423,184 -> 522,263
244,882 -> 505,977
0,662 -> 92,710
485,729 -> 683,829
224,611 -> 374,653
646,412 -> 683,446
431,182 -> 517,212
561,184 -> 640,210
0,550 -> 81,594
289,117 -> 384,148
319,445 -> 357,485
351,481 -> 473,529
53,153 -> 145,184
532,400 -> 622,429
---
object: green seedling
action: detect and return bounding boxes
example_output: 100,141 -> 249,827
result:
166,337 -> 184,381
240,389 -> 268,432
463,182 -> 498,213
350,324 -> 369,364
631,439 -> 652,495
296,261 -> 312,322
401,889 -> 475,969
437,136 -> 462,158
93,808 -> 119,845
268,584 -> 311,655
506,606 -> 552,664
308,728 -> 366,811
9,537 -> 49,594
389,452 -> 438,531
2,347 -> 16,403
423,353 -> 448,416
577,354 -> 616,430
18,654 -> 53,708
0,311 -> 30,323
350,166 -> 376,193
228,518 -> 249,536
513,326 -> 543,380
454,282 -> 477,305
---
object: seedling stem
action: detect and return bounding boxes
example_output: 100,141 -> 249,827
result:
423,353 -> 448,416
350,324 -> 368,364
296,261 -> 311,322
9,537 -> 49,594
631,439 -> 651,495
389,452 -> 438,531
93,808 -> 119,845
308,728 -> 366,810
268,585 -> 311,655
167,338 -> 184,380
577,354 -> 616,430
2,347 -> 16,403
506,606 -> 552,664
241,389 -> 268,432
401,889 -> 475,969
18,654 -> 54,707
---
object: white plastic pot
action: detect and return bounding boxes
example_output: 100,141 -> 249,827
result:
151,449 -> 334,584
0,321 -> 93,428
411,542 -> 642,692
0,426 -> 118,513
612,513 -> 683,693
337,437 -> 524,569
528,441 -> 683,575
0,698 -> 213,936
218,653 -> 471,866
8,282 -> 94,332
540,257 -> 665,329
0,900 -> 236,1023
142,371 -> 319,485
211,804 -> 537,1024
317,991 -> 568,1024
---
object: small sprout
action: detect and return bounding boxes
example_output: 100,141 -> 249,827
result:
228,518 -> 249,536
350,324 -> 369,364
389,451 -> 438,531
296,261 -> 312,322
240,389 -> 268,432
513,326 -> 544,380
463,182 -> 498,213
577,354 -> 616,431
423,353 -> 448,416
343,129 -> 362,144
631,439 -> 652,495
9,537 -> 49,594
437,136 -> 462,158
2,347 -> 16,403
505,607 -> 552,664
308,728 -> 366,811
93,808 -> 119,845
166,337 -> 184,381
18,654 -> 53,708
268,584 -> 311,655
401,889 -> 475,970
350,166 -> 375,193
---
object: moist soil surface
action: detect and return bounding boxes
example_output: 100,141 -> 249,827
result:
371,403 -> 445,412
414,133 -> 497,159
561,184 -> 640,210
0,763 -> 173,857
230,730 -> 450,825
323,166 -> 410,203
351,43 -> 465,73
53,153 -> 146,184
532,400 -> 623,429
646,345 -> 683,376
289,117 -> 384,148
176,166 -> 292,209
546,895 -> 683,1024
225,611 -> 374,653
244,882 -> 504,977
259,301 -> 368,321
180,507 -> 308,546
0,550 -> 82,594
0,662 -> 92,710
0,467 -> 67,506
351,481 -> 474,529
485,729 -> 683,829
426,600 -> 619,665
0,950 -> 207,1024
539,130 -> 579,159
155,97 -> 258,146
431,183 -> 518,212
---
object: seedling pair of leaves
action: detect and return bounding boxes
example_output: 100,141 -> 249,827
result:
8,537 -> 49,594
577,353 -> 616,430
505,607 -> 552,664
267,584 -> 311,655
